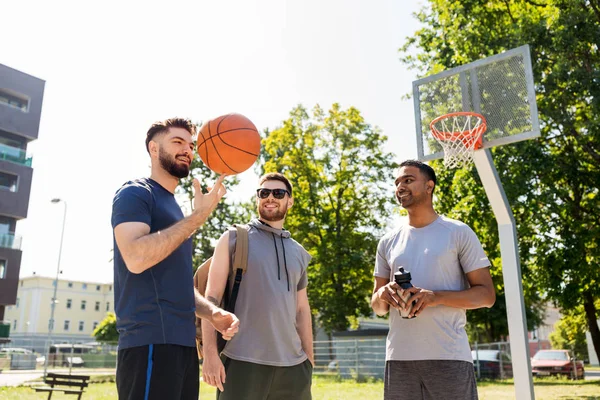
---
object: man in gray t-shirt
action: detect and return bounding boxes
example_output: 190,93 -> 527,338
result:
371,160 -> 496,400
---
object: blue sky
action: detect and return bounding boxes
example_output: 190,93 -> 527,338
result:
3,0 -> 424,283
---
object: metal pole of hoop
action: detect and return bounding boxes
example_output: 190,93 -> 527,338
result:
473,150 -> 534,400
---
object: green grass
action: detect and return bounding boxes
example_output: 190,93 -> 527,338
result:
0,375 -> 598,399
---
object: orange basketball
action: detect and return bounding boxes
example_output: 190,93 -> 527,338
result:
197,113 -> 261,175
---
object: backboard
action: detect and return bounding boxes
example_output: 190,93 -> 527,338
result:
413,45 -> 540,161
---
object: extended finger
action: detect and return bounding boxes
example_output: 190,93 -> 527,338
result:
215,174 -> 227,186
405,287 -> 421,295
192,179 -> 201,194
384,287 -> 402,309
412,299 -> 427,317
203,372 -> 214,387
217,367 -> 225,392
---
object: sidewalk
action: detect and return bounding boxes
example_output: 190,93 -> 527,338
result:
0,368 -> 115,387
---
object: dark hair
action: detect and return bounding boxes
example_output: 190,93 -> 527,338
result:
398,160 -> 437,193
259,173 -> 293,196
145,118 -> 196,153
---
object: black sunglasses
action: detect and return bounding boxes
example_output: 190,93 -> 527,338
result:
256,188 -> 290,199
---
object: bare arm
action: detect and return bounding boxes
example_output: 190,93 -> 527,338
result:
371,276 -> 403,316
195,286 -> 218,320
201,231 -> 231,392
296,288 -> 314,366
114,177 -> 226,274
407,267 -> 496,317
195,287 -> 239,340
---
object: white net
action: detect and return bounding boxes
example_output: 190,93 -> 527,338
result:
430,113 -> 486,169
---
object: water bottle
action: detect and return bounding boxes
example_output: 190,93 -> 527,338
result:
394,267 -> 416,319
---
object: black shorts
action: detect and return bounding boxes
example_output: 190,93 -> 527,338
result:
116,344 -> 199,400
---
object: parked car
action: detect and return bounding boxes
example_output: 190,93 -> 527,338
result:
471,349 -> 513,379
531,350 -> 584,379
0,347 -> 33,355
63,356 -> 85,368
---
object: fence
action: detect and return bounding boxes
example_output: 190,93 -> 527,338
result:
0,338 -> 118,371
314,338 -> 386,380
472,341 -> 512,380
1,337 -> 515,381
313,339 -> 514,381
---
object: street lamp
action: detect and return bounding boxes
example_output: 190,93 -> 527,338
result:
43,198 -> 67,377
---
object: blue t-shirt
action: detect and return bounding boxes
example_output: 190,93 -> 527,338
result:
111,178 -> 195,350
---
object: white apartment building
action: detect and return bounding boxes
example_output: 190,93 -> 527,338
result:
3,275 -> 114,351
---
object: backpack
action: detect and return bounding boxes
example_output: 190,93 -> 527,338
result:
193,224 -> 249,359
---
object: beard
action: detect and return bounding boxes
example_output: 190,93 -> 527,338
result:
258,203 -> 288,222
158,147 -> 190,179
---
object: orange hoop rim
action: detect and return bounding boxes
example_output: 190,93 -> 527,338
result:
429,112 -> 487,145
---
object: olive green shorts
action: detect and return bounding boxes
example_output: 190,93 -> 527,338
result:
216,355 -> 312,400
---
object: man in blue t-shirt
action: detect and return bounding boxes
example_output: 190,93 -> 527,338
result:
112,117 -> 239,400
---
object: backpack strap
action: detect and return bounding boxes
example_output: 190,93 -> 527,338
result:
232,224 -> 249,273
224,224 -> 249,314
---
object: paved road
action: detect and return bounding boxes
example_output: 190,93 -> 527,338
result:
0,372 -> 42,387
0,368 -> 115,387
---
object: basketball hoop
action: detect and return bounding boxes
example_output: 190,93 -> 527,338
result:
430,112 -> 487,169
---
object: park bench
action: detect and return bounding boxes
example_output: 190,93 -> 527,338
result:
32,373 -> 90,399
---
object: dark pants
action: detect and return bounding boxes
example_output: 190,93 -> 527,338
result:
116,344 -> 199,400
216,356 -> 312,400
384,360 -> 478,400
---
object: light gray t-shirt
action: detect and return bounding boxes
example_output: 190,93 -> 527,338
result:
222,219 -> 312,367
374,216 -> 490,363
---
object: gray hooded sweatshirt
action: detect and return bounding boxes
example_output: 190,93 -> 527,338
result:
221,219 -> 312,366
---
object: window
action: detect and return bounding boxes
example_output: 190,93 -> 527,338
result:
66,299 -> 72,309
13,320 -> 17,330
15,297 -> 19,307
106,302 -> 110,312
68,282 -> 73,288
0,136 -> 23,150
0,88 -> 30,112
82,283 -> 87,290
93,322 -> 98,330
81,300 -> 86,310
0,259 -> 6,279
78,321 -> 84,332
64,320 -> 70,331
0,171 -> 18,192
96,285 -> 101,291
95,301 -> 100,311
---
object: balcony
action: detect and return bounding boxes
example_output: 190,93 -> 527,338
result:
0,233 -> 22,250
0,143 -> 31,167
0,322 -> 9,338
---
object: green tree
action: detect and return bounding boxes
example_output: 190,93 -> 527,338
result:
177,127 -> 254,272
400,0 -> 600,353
93,312 -> 118,342
259,104 -> 398,335
549,307 -> 590,361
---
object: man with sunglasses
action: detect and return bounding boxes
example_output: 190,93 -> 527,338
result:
202,172 -> 314,400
